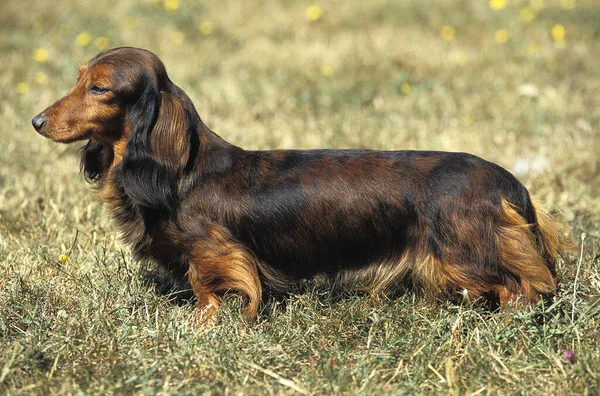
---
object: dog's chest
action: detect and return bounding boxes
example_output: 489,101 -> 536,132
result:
99,175 -> 150,255
99,174 -> 189,279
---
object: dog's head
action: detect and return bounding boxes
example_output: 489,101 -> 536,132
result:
32,47 -> 168,143
33,47 -> 199,209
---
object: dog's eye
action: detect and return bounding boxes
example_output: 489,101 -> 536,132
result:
89,85 -> 109,95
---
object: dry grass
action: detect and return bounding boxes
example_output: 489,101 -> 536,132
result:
1,0 -> 599,394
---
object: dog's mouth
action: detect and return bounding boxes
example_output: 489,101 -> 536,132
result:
33,122 -> 93,144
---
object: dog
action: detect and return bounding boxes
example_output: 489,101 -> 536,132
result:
33,47 -> 569,320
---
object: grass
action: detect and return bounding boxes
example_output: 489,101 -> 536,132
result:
1,0 -> 599,394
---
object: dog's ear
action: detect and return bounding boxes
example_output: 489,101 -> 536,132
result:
119,74 -> 187,211
79,140 -> 105,182
150,92 -> 190,169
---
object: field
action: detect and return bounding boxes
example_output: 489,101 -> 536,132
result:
1,0 -> 599,394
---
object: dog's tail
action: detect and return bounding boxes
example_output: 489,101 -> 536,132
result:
495,197 -> 572,305
531,197 -> 574,276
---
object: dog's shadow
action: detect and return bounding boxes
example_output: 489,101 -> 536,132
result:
141,266 -> 342,314
141,264 -> 534,318
141,265 -> 195,306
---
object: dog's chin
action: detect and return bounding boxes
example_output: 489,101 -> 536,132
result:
54,136 -> 87,144
42,130 -> 93,144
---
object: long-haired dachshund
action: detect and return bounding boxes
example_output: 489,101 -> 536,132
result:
33,47 -> 569,320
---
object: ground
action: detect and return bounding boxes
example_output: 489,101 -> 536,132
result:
1,0 -> 599,394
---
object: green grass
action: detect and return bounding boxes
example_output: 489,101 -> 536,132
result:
1,0 -> 599,394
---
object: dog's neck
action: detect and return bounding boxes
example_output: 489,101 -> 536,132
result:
109,136 -> 129,169
99,124 -> 132,172
96,119 -> 237,188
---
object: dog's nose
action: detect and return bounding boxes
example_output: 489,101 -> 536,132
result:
32,115 -> 46,132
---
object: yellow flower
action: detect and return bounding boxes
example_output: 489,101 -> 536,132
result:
561,0 -> 576,9
200,21 -> 214,35
306,5 -> 322,21
164,0 -> 179,12
441,25 -> 456,41
464,115 -> 474,126
519,7 -> 535,23
320,65 -> 333,77
495,29 -> 509,43
489,0 -> 506,10
400,83 -> 411,95
171,31 -> 185,44
530,0 -> 544,11
58,254 -> 70,263
16,82 -> 29,94
35,72 -> 49,85
75,32 -> 92,47
33,48 -> 48,63
95,36 -> 110,50
552,24 -> 566,41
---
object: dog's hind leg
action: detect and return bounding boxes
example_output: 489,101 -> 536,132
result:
423,197 -> 558,307
186,224 -> 262,321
